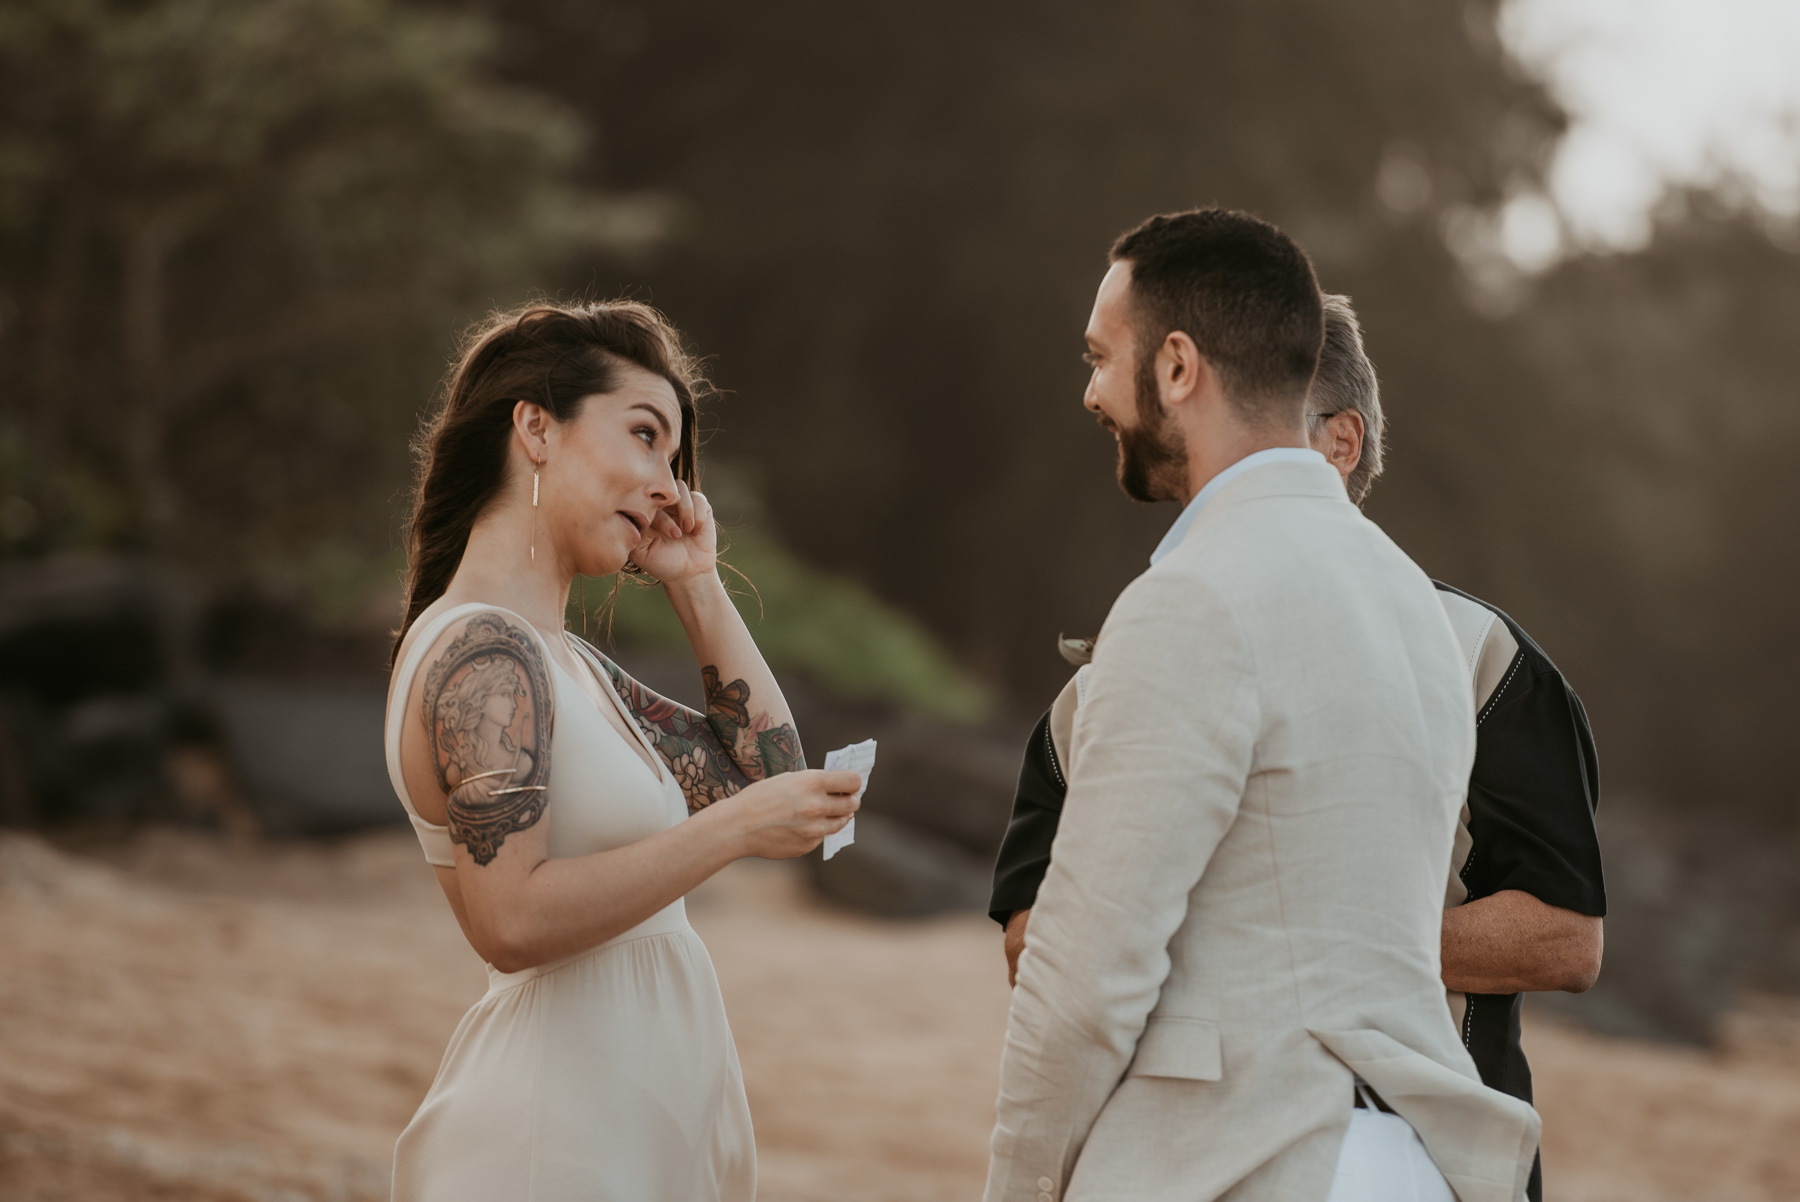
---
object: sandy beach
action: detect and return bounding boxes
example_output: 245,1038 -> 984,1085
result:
2,827 -> 1796,1202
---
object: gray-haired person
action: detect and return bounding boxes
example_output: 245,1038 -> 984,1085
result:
990,293 -> 1604,1202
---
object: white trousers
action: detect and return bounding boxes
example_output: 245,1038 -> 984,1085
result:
1325,1106 -> 1456,1202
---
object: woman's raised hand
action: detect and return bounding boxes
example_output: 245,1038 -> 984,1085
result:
631,481 -> 717,584
717,769 -> 863,860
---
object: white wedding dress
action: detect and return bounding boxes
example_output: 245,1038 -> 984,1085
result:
384,601 -> 755,1201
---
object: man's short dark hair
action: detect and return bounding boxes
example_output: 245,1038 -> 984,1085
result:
1308,294 -> 1386,506
1110,207 -> 1324,425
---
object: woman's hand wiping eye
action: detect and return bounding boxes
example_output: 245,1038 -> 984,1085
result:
630,481 -> 717,584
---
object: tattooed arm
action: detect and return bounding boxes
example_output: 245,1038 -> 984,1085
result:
421,612 -> 555,866
586,648 -> 804,812
607,483 -> 806,812
404,608 -> 858,972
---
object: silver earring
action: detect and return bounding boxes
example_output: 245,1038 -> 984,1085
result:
530,461 -> 540,564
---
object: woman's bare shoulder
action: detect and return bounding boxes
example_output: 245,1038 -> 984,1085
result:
398,603 -> 557,862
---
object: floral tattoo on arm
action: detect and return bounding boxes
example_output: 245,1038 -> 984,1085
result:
421,614 -> 554,865
580,642 -> 805,811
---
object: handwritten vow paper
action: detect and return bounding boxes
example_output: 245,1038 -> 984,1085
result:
820,738 -> 877,860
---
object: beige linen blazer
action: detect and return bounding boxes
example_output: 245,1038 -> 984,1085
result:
984,459 -> 1540,1202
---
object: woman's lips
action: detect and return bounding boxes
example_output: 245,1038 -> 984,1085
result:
619,512 -> 644,538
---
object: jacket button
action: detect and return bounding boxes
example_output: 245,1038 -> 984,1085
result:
1038,1178 -> 1054,1191
1038,1193 -> 1053,1202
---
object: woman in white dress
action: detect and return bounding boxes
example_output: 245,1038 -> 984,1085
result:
382,300 -> 861,1200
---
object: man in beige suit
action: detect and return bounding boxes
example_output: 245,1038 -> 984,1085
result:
984,209 -> 1540,1202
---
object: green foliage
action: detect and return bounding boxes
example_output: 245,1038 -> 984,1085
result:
572,526 -> 993,723
0,0 -> 664,570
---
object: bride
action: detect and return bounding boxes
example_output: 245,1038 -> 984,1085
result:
383,299 -> 860,1200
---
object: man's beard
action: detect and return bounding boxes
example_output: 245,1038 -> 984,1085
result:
1116,357 -> 1189,503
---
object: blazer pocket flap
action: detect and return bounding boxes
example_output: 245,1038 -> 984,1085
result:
1128,1016 -> 1221,1081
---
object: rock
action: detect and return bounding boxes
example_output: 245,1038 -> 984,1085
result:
0,557 -> 194,825
209,680 -> 400,836
805,812 -> 993,919
1540,792 -> 1795,1044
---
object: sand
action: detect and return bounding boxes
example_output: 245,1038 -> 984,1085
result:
1,828 -> 1796,1201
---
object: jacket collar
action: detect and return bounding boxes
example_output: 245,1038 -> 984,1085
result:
1149,448 -> 1336,566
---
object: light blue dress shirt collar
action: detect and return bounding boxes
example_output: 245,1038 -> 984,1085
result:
1148,447 -> 1328,566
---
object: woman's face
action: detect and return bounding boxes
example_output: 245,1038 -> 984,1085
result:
543,365 -> 683,577
481,689 -> 519,728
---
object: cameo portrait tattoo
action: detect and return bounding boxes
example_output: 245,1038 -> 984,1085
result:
421,613 -> 554,865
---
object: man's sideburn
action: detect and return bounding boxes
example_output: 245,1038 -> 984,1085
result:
1117,352 -> 1188,503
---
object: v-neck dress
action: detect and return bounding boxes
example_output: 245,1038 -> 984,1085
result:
383,602 -> 755,1202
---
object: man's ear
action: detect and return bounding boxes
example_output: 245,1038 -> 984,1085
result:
512,400 -> 553,463
1159,330 -> 1212,408
1324,408 -> 1360,475
1321,410 -> 1364,477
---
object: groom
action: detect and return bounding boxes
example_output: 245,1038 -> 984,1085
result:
984,209 -> 1539,1202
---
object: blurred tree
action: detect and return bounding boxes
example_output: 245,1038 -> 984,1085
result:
454,0 -> 1800,1038
1476,213 -> 1800,1034
461,0 -> 1798,805
0,0 -> 663,575
462,0 -> 1564,695
0,0 -> 1789,1031
1494,211 -> 1800,830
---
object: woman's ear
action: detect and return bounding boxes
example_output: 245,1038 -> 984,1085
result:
512,400 -> 553,464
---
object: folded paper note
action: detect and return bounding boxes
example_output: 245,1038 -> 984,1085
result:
820,738 -> 877,860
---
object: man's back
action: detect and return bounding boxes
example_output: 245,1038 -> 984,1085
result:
1153,463 -> 1472,1054
987,459 -> 1539,1202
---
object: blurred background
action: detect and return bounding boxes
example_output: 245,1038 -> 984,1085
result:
2,1 -> 1798,1198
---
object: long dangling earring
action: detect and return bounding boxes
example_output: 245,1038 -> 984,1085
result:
530,461 -> 541,564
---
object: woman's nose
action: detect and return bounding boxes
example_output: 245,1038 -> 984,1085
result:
648,457 -> 677,502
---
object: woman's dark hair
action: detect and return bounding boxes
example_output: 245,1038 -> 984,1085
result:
393,300 -> 705,664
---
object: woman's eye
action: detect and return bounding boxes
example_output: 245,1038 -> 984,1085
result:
634,426 -> 657,446
1081,352 -> 1100,368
